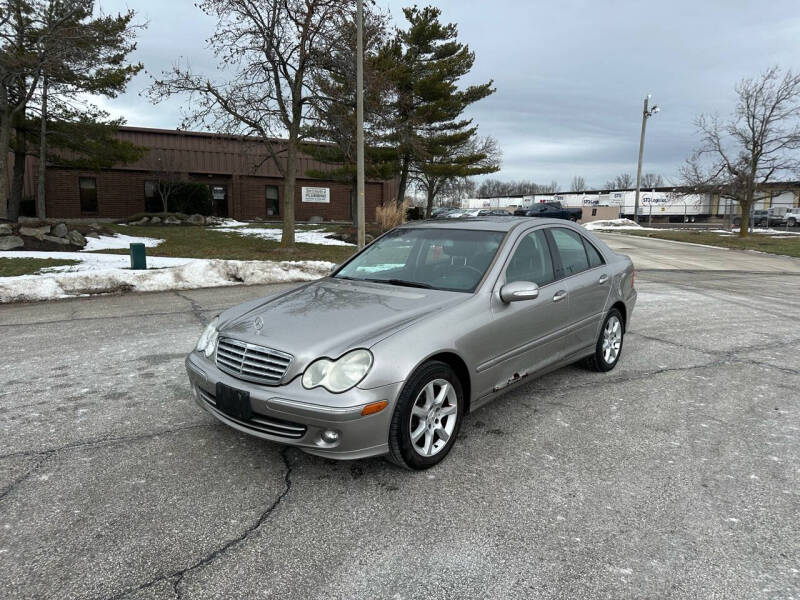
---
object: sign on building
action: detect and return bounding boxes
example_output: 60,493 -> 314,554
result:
302,187 -> 330,203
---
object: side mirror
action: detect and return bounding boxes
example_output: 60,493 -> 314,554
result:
499,281 -> 540,303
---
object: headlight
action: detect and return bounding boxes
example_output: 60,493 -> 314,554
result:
195,317 -> 219,358
302,349 -> 373,393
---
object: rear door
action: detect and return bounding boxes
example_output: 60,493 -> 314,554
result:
546,227 -> 612,355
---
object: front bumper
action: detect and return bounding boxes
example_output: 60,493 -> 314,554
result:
185,352 -> 403,459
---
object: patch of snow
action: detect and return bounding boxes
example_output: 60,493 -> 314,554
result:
0,250 -> 334,303
215,226 -> 354,246
211,219 -> 250,227
80,233 -> 164,252
583,218 -> 643,230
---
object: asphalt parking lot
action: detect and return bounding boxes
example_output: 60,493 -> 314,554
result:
1,235 -> 799,599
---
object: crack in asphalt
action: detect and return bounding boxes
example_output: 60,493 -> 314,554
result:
174,291 -> 208,325
0,423 -> 213,463
105,447 -> 296,600
0,451 -> 54,502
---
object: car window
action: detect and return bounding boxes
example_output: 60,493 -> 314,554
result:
335,228 -> 506,292
583,238 -> 604,268
505,229 -> 555,286
550,228 -> 590,277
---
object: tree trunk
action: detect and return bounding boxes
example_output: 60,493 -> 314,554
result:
738,206 -> 750,238
9,112 -> 26,222
426,186 -> 435,218
281,136 -> 297,248
0,110 -> 10,220
36,76 -> 48,219
396,155 -> 409,207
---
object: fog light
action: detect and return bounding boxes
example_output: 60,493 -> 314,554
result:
321,430 -> 339,444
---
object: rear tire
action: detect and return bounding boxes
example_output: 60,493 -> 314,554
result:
733,217 -> 741,227
387,361 -> 464,470
583,309 -> 625,372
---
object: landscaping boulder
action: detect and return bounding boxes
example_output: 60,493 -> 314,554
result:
0,223 -> 12,236
187,214 -> 205,225
308,215 -> 324,224
164,215 -> 182,225
130,216 -> 150,225
19,225 -> 50,240
150,216 -> 162,224
43,234 -> 70,245
51,223 -> 68,238
67,230 -> 87,247
0,235 -> 24,250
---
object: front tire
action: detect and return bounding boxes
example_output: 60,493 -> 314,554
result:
388,361 -> 464,470
789,217 -> 797,227
583,309 -> 625,372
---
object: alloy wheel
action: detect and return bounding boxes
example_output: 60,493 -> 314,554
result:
602,316 -> 622,364
408,378 -> 458,457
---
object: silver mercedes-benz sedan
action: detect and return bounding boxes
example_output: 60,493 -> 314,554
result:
185,217 -> 636,469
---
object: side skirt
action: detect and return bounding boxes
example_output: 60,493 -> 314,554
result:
469,345 -> 594,413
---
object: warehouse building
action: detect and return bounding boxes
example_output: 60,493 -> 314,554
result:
464,183 -> 800,222
16,126 -> 398,221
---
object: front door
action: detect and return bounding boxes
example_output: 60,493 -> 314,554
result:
472,228 -> 571,397
210,184 -> 228,217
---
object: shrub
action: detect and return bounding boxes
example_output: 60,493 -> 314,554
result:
376,201 -> 407,232
167,182 -> 212,215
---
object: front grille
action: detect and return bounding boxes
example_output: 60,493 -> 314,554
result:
198,388 -> 307,439
215,337 -> 292,385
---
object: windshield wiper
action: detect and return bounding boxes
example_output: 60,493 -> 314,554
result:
364,278 -> 434,289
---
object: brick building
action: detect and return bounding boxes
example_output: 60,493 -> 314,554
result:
18,126 -> 398,221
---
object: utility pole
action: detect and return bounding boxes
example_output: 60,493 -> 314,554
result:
355,0 -> 366,248
634,95 -> 659,223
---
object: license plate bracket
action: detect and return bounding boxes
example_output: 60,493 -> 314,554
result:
215,383 -> 252,421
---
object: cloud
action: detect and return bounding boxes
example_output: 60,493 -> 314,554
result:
93,0 -> 800,189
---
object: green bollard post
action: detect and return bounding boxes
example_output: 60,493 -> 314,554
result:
130,243 -> 147,270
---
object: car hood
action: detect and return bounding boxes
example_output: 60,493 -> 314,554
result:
218,277 -> 462,378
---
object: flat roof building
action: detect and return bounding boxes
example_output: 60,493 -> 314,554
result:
15,126 -> 398,221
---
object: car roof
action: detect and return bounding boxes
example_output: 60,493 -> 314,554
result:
398,216 -> 572,233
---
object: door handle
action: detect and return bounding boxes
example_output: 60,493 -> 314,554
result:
598,274 -> 609,284
552,290 -> 567,303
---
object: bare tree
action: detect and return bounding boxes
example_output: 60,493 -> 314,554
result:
144,148 -> 184,213
149,0 -> 350,247
640,172 -> 663,188
605,173 -> 634,189
413,134 -> 500,217
570,175 -> 586,193
438,177 -> 476,206
682,66 -> 800,237
476,177 -> 557,197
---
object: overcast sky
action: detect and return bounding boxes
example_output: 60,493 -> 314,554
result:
96,0 -> 800,190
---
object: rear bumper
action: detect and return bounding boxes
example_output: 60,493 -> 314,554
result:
185,353 -> 403,460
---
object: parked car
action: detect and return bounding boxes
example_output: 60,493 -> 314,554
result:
514,201 -> 582,221
186,218 -> 636,469
782,208 -> 800,227
476,209 -> 512,216
752,208 -> 785,227
430,207 -> 452,218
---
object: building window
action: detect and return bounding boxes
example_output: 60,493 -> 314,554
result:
266,185 -> 279,216
79,177 -> 98,214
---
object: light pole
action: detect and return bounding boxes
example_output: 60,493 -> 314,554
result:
355,0 -> 365,248
634,95 -> 659,223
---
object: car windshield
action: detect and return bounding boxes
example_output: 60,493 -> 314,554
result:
334,228 -> 506,292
